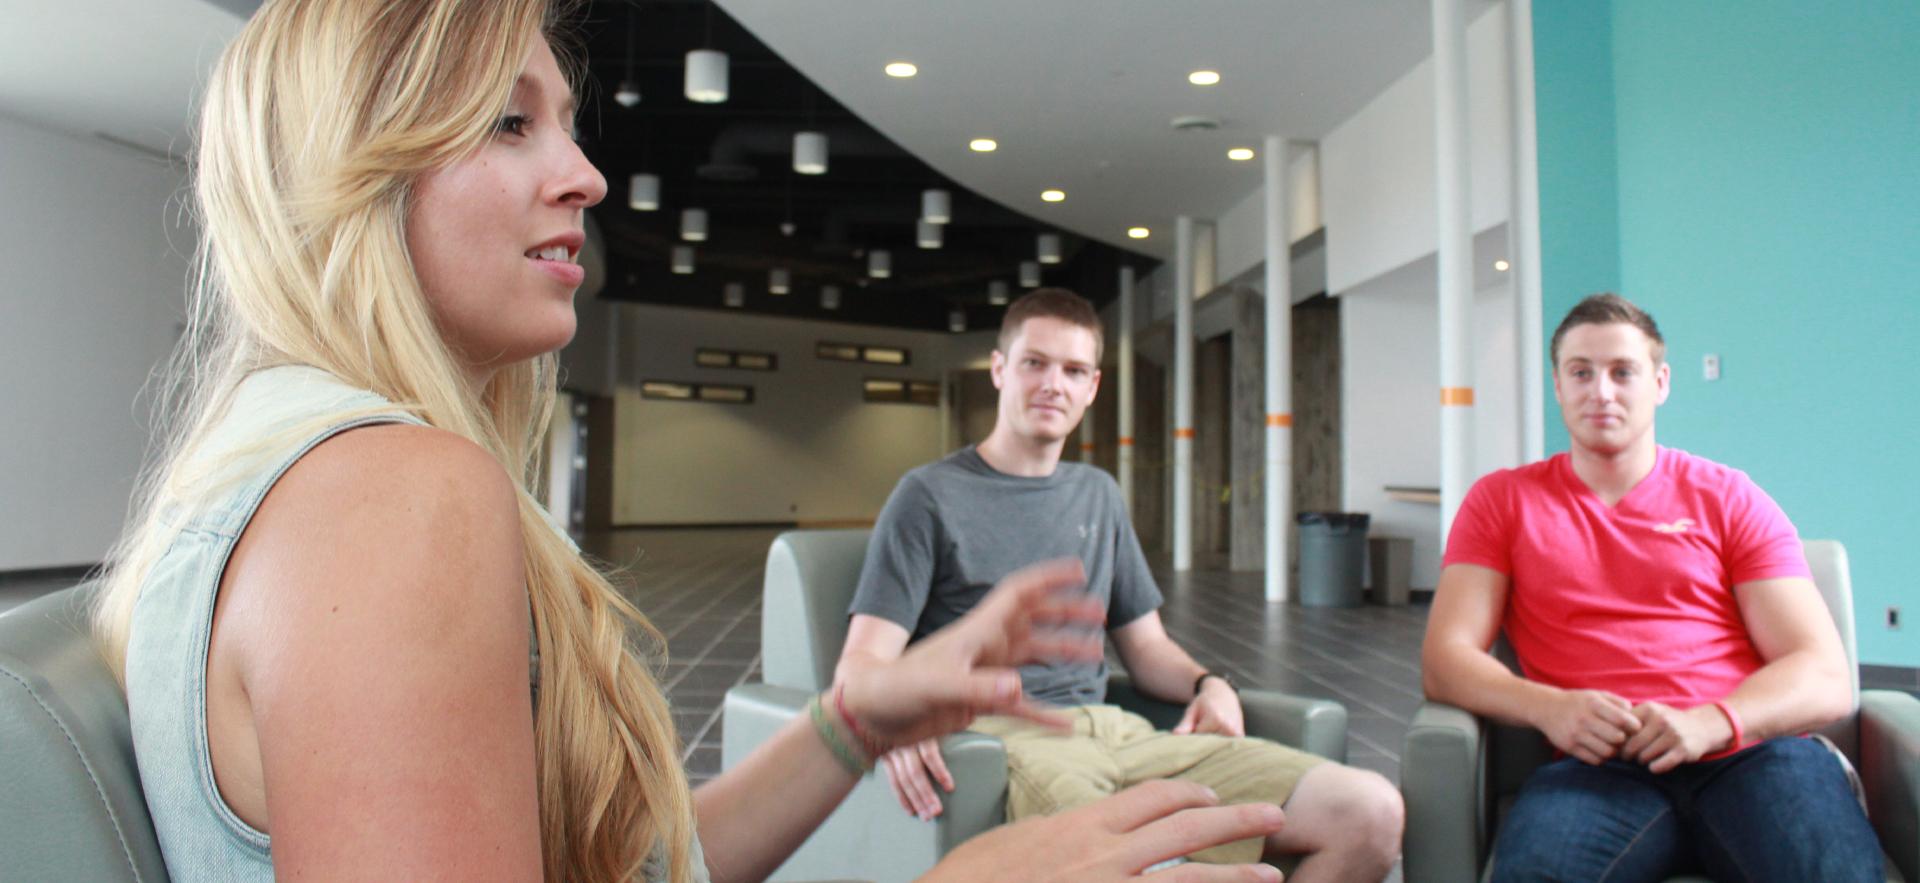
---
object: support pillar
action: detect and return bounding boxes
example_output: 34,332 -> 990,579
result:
1117,266 -> 1136,510
1263,136 -> 1294,602
1434,0 -> 1476,541
1172,216 -> 1195,572
1508,0 -> 1546,463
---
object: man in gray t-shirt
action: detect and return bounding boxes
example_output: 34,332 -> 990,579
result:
836,289 -> 1404,878
850,444 -> 1159,707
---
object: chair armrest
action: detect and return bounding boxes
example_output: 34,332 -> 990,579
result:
1401,701 -> 1489,883
720,682 -> 812,769
1106,672 -> 1349,761
1861,688 -> 1920,882
720,683 -> 1011,882
1240,690 -> 1349,763
931,732 -> 1010,853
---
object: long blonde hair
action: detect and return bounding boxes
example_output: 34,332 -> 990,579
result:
91,1 -> 694,880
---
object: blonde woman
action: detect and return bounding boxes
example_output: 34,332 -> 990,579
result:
90,0 -> 1284,881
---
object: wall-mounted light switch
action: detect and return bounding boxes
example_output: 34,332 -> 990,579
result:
1703,353 -> 1721,381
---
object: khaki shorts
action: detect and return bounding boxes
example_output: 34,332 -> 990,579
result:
970,705 -> 1326,865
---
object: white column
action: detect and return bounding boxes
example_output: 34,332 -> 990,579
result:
939,370 -> 953,455
1172,215 -> 1196,572
1079,401 -> 1096,462
1508,0 -> 1547,463
1117,266 -> 1136,510
1262,137 -> 1294,603
1434,0 -> 1476,543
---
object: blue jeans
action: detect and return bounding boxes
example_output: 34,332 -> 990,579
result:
1489,736 -> 1881,882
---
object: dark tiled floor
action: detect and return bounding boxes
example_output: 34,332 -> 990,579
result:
589,527 -> 1430,787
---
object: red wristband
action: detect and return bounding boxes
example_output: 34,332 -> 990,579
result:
1711,700 -> 1746,752
833,683 -> 886,758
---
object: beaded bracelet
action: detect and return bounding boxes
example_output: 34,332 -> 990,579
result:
809,694 -> 873,775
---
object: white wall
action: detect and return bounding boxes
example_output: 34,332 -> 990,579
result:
0,115 -> 190,570
1341,228 -> 1520,590
1320,1 -> 1512,295
611,304 -> 982,525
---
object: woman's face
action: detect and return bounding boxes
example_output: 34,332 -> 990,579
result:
407,38 -> 606,379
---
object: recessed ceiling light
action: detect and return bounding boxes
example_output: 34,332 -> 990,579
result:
1127,227 -> 1150,239
1227,147 -> 1255,161
885,61 -> 918,78
969,138 -> 998,152
1494,259 -> 1511,272
1041,189 -> 1066,202
1188,70 -> 1221,86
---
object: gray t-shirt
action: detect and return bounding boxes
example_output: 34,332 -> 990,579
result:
850,446 -> 1163,706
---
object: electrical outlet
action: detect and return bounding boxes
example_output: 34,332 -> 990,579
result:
1703,353 -> 1721,381
1889,606 -> 1902,630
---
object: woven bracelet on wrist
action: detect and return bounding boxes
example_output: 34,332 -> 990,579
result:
809,695 -> 872,775
833,683 -> 889,759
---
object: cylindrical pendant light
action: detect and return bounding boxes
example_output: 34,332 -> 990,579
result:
723,281 -> 744,307
948,309 -> 967,333
793,131 -> 828,175
917,220 -> 943,249
671,245 -> 695,274
769,267 -> 790,294
1019,260 -> 1041,287
868,249 -> 892,279
921,189 -> 952,224
1037,232 -> 1062,264
988,279 -> 1010,305
628,173 -> 659,211
680,208 -> 708,242
684,49 -> 728,103
820,284 -> 842,310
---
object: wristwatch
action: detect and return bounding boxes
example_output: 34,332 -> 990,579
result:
1193,671 -> 1237,698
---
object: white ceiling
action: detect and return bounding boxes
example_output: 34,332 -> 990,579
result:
5,0 -> 1487,261
0,0 -> 242,161
717,0 -> 1489,260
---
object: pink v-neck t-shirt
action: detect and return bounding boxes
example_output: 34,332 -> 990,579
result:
1443,446 -> 1810,709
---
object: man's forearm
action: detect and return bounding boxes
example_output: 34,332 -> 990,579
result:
1423,642 -> 1562,731
1721,648 -> 1852,742
833,648 -> 895,685
1122,637 -> 1209,703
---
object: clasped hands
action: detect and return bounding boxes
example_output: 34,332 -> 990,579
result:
1536,689 -> 1736,773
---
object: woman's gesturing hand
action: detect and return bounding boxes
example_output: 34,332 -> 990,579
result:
841,558 -> 1105,750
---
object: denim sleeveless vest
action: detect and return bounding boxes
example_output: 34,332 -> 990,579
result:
124,365 -> 706,881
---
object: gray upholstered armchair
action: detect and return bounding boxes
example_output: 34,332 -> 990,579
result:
0,583 -> 172,882
721,528 -> 1351,883
1400,540 -> 1920,883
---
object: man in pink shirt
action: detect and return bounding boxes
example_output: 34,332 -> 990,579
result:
1422,294 -> 1880,881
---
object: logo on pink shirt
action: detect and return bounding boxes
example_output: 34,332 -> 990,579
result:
1653,518 -> 1696,534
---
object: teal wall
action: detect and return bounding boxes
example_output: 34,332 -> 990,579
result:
1534,0 -> 1920,666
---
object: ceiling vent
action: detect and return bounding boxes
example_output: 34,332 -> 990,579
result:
1170,115 -> 1222,132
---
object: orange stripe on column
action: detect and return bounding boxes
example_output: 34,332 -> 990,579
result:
1173,428 -> 1196,439
1118,437 -> 1136,446
1440,387 -> 1476,406
1266,413 -> 1292,428
1079,442 -> 1096,452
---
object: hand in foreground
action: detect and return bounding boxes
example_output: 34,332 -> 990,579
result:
882,738 -> 955,820
1173,678 -> 1245,737
922,780 -> 1284,883
1621,702 -> 1734,773
843,558 -> 1104,751
1532,688 -> 1642,765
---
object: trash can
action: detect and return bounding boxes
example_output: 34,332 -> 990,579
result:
1367,536 -> 1413,606
1296,512 -> 1370,608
